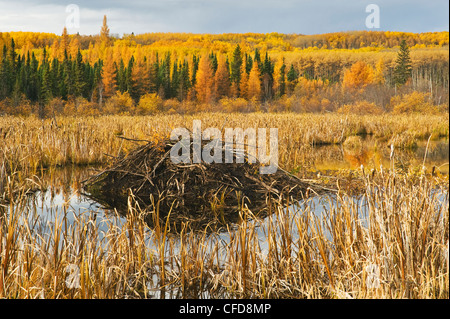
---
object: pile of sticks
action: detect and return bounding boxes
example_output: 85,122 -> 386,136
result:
83,138 -> 325,231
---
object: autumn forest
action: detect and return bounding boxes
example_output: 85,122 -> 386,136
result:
0,16 -> 448,117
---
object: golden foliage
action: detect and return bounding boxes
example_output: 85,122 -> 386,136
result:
103,91 -> 134,115
247,62 -> 262,101
342,61 -> 374,89
337,100 -> 384,115
214,55 -> 231,99
136,93 -> 163,115
195,55 -> 214,104
101,47 -> 117,99
390,91 -> 446,114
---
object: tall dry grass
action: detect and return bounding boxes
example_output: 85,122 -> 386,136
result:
0,112 -> 448,298
0,112 -> 447,173
0,165 -> 447,298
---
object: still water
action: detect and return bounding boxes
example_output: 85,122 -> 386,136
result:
7,138 -> 447,298
21,137 -> 449,239
311,136 -> 449,173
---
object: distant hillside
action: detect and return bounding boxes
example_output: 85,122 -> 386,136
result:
1,30 -> 448,52
0,20 -> 448,116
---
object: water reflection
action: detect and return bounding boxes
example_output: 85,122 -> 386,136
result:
21,167 -> 126,239
313,136 -> 449,173
22,136 -> 449,235
11,160 -> 448,299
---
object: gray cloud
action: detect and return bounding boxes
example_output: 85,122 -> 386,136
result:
0,0 -> 448,35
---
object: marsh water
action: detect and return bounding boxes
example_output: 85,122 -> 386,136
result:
8,137 -> 447,298
20,137 -> 449,235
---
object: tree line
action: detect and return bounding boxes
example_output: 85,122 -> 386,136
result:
0,16 -> 448,116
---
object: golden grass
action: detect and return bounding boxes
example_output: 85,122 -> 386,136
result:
0,112 -> 447,173
0,165 -> 447,298
0,112 -> 448,299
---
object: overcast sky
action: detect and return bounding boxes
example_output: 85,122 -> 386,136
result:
0,0 -> 448,35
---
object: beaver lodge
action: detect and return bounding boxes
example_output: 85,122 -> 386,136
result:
83,137 -> 329,232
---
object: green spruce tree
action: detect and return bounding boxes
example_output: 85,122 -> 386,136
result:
393,39 -> 412,86
230,45 -> 243,86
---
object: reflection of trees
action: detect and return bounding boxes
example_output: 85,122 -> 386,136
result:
299,137 -> 448,172
296,144 -> 344,170
31,167 -> 99,203
343,148 -> 374,168
414,141 -> 449,163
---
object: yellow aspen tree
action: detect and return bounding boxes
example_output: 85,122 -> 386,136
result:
21,40 -> 33,58
373,58 -> 385,85
247,61 -> 261,101
195,54 -> 214,104
342,61 -> 374,89
86,42 -> 97,65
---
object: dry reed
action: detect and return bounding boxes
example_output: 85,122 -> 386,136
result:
0,164 -> 447,298
0,112 -> 448,299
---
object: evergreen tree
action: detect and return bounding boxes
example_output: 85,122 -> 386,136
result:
230,45 -> 243,86
245,54 -> 253,74
209,52 -> 218,74
40,63 -> 52,105
91,60 -> 103,102
28,52 -> 40,102
253,48 -> 261,67
117,59 -> 126,93
17,54 -> 28,98
0,45 -> 11,99
170,61 -> 180,99
190,54 -> 199,87
158,53 -> 171,98
125,56 -> 134,93
73,49 -> 85,97
50,58 -> 60,97
287,64 -> 297,82
261,52 -> 274,100
9,39 -> 16,76
58,52 -> 69,100
178,60 -> 191,101
286,64 -> 298,94
393,39 -> 412,86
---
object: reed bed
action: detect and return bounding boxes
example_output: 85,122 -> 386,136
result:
0,112 -> 448,299
0,113 -> 448,174
0,165 -> 447,299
